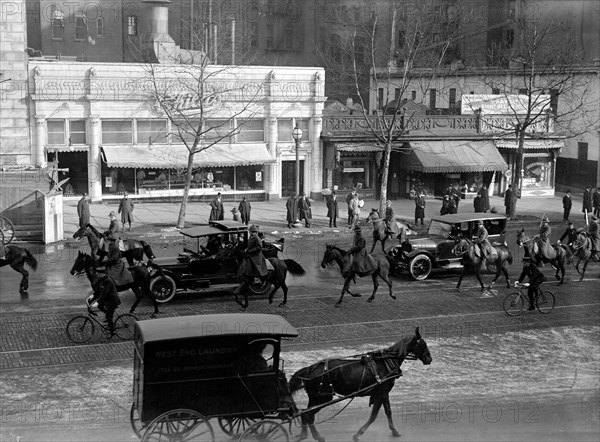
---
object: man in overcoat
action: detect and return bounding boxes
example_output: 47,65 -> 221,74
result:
473,220 -> 493,260
535,216 -> 556,260
349,225 -> 376,274
562,190 -> 573,222
102,234 -> 134,286
77,193 -> 90,228
583,185 -> 593,223
325,190 -> 339,228
286,194 -> 298,228
593,187 -> 600,218
118,192 -> 135,232
346,189 -> 357,226
588,216 -> 600,260
414,190 -> 426,226
107,211 -> 122,237
209,192 -> 224,221
297,192 -> 311,228
504,185 -> 514,216
238,196 -> 251,225
236,225 -> 269,297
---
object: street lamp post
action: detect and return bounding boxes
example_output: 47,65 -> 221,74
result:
292,124 -> 303,197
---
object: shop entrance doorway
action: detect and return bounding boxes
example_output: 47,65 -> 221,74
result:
48,151 -> 89,196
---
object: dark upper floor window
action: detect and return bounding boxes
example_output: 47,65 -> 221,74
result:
97,17 -> 104,38
51,9 -> 64,40
70,120 -> 87,145
549,89 -> 559,115
429,88 -> 437,109
577,142 -> 588,172
518,88 -> 528,95
411,91 -> 416,100
75,14 -> 87,41
250,22 -> 258,48
449,88 -> 457,107
47,120 -> 65,145
378,88 -> 384,109
127,16 -> 138,36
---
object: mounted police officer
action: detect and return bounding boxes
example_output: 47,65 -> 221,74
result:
473,220 -> 492,261
100,233 -> 134,286
235,225 -> 269,298
535,215 -> 556,261
349,224 -> 376,274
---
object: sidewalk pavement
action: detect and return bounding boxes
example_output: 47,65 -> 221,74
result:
62,191 -> 587,240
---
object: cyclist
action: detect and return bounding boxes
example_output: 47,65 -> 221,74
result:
516,260 -> 547,311
87,275 -> 121,336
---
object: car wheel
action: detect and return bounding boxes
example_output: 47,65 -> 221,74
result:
149,275 -> 177,303
409,254 -> 432,281
248,279 -> 272,296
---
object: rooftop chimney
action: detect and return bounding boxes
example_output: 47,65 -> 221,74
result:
143,0 -> 176,63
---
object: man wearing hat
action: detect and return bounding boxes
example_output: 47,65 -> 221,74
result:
384,200 -> 399,240
77,193 -> 90,228
297,192 -> 311,228
107,211 -> 122,237
559,221 -> 578,264
209,192 -> 224,222
535,216 -> 556,261
101,233 -> 134,286
286,194 -> 298,229
118,192 -> 134,232
473,220 -> 492,261
237,225 -> 269,290
349,224 -> 376,274
88,270 -> 122,337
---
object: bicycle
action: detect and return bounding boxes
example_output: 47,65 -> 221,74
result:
503,282 -> 555,316
66,302 -> 138,343
0,215 -> 15,245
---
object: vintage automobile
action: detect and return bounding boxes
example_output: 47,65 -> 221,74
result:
386,213 -> 508,280
147,221 -> 283,303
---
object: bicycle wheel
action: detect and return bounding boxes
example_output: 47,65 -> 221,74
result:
114,313 -> 138,340
503,293 -> 525,316
0,216 -> 15,245
66,316 -> 95,343
536,291 -> 555,314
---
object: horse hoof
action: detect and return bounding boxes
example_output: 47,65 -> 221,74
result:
391,430 -> 401,438
334,302 -> 341,308
366,297 -> 374,303
390,295 -> 397,300
268,298 -> 273,305
278,302 -> 286,307
150,313 -> 157,319
19,290 -> 28,298
350,293 -> 362,298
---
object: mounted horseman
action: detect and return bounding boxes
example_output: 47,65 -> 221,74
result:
348,224 -> 377,275
473,220 -> 496,266
534,215 -> 556,262
101,233 -> 135,286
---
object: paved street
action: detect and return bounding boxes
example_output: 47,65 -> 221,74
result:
1,193 -> 599,441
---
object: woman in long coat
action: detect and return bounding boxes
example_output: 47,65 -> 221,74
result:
77,193 -> 90,228
414,191 -> 426,225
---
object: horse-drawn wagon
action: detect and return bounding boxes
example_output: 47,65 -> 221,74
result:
130,313 -> 298,441
130,313 -> 432,442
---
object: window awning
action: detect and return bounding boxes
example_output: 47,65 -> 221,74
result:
101,144 -> 276,169
335,143 -> 384,153
494,139 -> 564,149
47,145 -> 89,153
401,140 -> 508,173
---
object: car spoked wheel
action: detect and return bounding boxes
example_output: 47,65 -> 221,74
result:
149,275 -> 177,303
409,254 -> 432,280
248,279 -> 272,296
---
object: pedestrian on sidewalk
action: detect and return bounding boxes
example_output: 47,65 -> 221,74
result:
414,190 -> 426,226
562,190 -> 572,222
346,188 -> 357,226
349,193 -> 361,229
325,190 -> 339,228
504,185 -> 514,216
297,192 -> 312,228
583,185 -> 593,224
238,196 -> 251,225
384,200 -> 399,239
286,194 -> 298,228
589,216 -> 600,260
231,207 -> 242,223
451,184 -> 460,211
474,193 -> 483,213
593,187 -> 600,218
390,173 -> 400,200
77,192 -> 90,228
209,192 -> 224,221
478,185 -> 490,213
118,192 -> 134,232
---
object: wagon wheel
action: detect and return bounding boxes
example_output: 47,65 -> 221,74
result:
129,403 -> 144,437
217,416 -> 260,437
140,409 -> 214,442
239,420 -> 289,442
247,279 -> 272,296
0,216 -> 15,245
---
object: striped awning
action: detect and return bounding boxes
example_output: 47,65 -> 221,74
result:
101,144 -> 276,168
47,145 -> 89,153
401,140 -> 508,174
494,139 -> 564,149
335,143 -> 384,153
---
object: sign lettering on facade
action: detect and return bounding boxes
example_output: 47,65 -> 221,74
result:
462,94 -> 551,115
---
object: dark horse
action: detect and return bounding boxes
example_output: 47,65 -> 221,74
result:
452,237 -> 513,290
320,244 -> 394,307
73,224 -> 155,266
289,327 -> 432,442
516,229 -> 570,285
0,245 -> 38,296
365,209 -> 416,253
232,246 -> 307,308
69,251 -> 159,317
571,232 -> 598,280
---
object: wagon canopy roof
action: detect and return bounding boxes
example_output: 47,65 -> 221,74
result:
180,221 -> 248,238
430,213 -> 507,224
136,313 -> 298,343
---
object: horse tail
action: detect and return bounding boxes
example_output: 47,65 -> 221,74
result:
289,366 -> 311,395
283,259 -> 306,277
25,249 -> 38,271
140,241 -> 156,260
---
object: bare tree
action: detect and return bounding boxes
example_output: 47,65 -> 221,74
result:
466,9 -> 598,215
328,1 -> 460,214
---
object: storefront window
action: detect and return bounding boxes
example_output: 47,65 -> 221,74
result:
205,119 -> 232,143
338,157 -> 374,190
236,166 -> 264,190
70,120 -> 87,145
47,120 -> 65,145
237,119 -> 264,142
102,120 -> 132,144
137,119 -> 167,144
523,156 -> 552,188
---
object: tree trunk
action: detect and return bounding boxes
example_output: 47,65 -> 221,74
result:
379,141 -> 392,215
176,151 -> 195,229
512,130 -> 527,217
